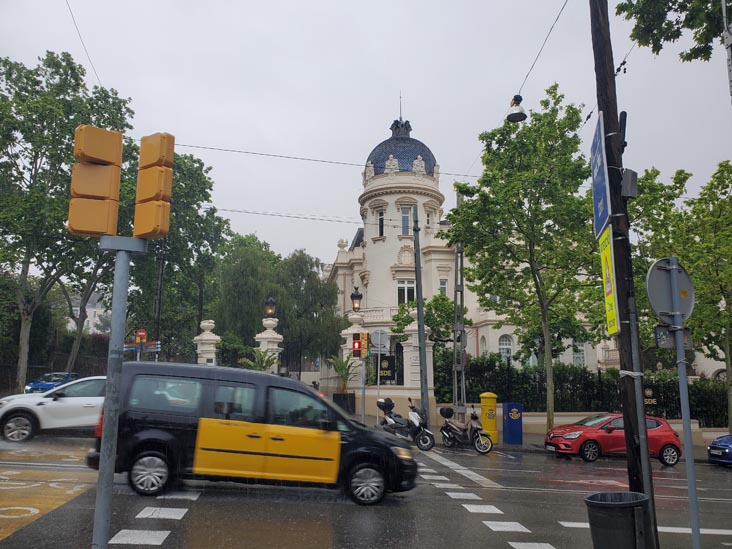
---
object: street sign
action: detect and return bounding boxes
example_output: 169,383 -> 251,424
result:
370,329 -> 389,352
654,325 -> 692,350
598,226 -> 619,335
135,328 -> 147,339
646,258 -> 695,326
591,112 -> 612,239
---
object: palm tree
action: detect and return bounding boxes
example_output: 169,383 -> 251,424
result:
239,349 -> 279,371
328,353 -> 358,392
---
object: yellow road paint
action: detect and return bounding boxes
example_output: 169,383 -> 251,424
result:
0,468 -> 97,541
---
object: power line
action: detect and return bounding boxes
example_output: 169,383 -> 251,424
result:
65,0 -> 102,87
172,141 -> 480,179
518,0 -> 570,95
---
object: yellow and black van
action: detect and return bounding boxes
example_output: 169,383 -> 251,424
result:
86,362 -> 417,505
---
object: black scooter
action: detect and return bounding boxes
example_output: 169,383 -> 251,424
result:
439,405 -> 493,454
377,397 -> 435,451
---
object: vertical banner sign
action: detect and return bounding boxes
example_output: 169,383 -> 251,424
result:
599,226 -> 620,335
591,112 -> 612,239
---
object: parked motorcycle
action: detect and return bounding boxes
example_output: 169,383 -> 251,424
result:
439,405 -> 493,454
377,397 -> 435,451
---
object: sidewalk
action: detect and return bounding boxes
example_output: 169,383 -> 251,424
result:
362,413 -> 716,463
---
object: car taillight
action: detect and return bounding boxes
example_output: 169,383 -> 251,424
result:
95,413 -> 104,437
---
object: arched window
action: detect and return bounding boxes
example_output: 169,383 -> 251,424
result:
498,335 -> 512,363
480,336 -> 487,355
573,346 -> 585,367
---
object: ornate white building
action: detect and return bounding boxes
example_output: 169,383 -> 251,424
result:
324,119 -> 726,407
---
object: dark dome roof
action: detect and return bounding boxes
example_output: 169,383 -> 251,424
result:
366,119 -> 437,176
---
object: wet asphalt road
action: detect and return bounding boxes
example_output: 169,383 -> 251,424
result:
1,436 -> 731,548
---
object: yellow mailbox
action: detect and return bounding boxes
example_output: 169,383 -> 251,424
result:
480,392 -> 498,443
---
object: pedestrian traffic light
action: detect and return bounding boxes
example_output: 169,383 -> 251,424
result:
67,125 -> 123,236
133,132 -> 174,239
352,333 -> 361,358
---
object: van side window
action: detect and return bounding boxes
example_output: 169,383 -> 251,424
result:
214,384 -> 256,421
128,375 -> 201,413
269,388 -> 328,429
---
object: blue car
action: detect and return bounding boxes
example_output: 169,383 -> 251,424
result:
24,372 -> 80,394
707,434 -> 732,466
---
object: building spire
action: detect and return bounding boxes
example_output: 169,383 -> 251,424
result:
399,91 -> 403,122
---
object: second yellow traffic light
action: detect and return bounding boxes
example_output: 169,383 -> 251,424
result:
133,132 -> 174,239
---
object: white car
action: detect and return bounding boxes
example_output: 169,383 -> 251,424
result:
0,376 -> 106,442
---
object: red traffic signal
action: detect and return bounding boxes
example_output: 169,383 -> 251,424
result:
352,333 -> 362,358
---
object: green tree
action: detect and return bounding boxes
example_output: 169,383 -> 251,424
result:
391,292 -> 471,347
127,154 -> 230,361
616,0 -> 730,62
276,250 -> 345,375
328,353 -> 358,392
443,85 -> 595,431
0,52 -> 133,391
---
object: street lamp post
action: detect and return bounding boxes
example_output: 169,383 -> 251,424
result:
265,296 -> 276,318
350,287 -> 366,423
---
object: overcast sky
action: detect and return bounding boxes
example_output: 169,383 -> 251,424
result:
3,1 -> 731,263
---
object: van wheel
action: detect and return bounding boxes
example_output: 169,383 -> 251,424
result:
659,444 -> 680,466
580,440 -> 600,462
2,412 -> 37,442
128,451 -> 171,496
347,463 -> 385,505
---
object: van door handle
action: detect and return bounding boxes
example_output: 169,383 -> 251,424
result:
270,437 -> 285,441
82,404 -> 97,407
247,434 -> 261,439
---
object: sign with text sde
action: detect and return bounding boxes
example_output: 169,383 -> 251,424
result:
378,356 -> 396,382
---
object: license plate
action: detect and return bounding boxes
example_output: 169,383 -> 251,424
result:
710,449 -> 723,456
545,444 -> 556,452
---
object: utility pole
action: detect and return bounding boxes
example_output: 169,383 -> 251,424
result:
452,194 -> 467,419
413,206 -> 430,426
589,0 -> 659,546
723,0 -> 732,105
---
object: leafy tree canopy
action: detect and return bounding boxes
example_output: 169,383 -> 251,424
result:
616,0 -> 730,61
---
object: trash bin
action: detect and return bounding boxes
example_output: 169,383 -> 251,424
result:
502,402 -> 522,444
585,492 -> 655,549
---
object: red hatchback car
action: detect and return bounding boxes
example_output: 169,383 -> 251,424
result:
544,413 -> 681,466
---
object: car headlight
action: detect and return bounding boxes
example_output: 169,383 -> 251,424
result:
390,446 -> 414,461
562,431 -> 583,440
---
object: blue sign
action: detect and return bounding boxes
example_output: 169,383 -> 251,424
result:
591,112 -> 612,239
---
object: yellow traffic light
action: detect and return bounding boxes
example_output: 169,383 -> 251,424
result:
133,132 -> 175,240
68,125 -> 122,237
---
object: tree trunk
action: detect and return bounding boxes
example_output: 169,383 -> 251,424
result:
541,308 -> 554,432
65,308 -> 88,373
16,309 -> 33,394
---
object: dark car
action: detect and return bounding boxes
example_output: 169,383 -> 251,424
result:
24,372 -> 80,394
707,434 -> 732,466
87,362 -> 417,505
544,413 -> 682,466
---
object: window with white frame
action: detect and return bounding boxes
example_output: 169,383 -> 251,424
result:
498,335 -> 513,363
480,336 -> 487,355
573,346 -> 585,367
397,279 -> 415,304
400,207 -> 412,236
377,210 -> 385,237
439,279 -> 448,295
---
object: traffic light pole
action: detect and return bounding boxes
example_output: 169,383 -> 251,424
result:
92,236 -> 146,549
412,207 -> 430,427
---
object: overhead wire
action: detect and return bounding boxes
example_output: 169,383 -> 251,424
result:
65,0 -> 102,87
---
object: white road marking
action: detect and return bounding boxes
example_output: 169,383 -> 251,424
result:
0,507 -> 39,519
109,530 -> 170,545
508,543 -> 556,549
157,491 -> 201,501
420,474 -> 449,481
136,507 -> 188,520
446,492 -> 481,500
462,504 -> 503,514
433,483 -> 462,489
491,451 -> 517,460
418,467 -> 437,473
483,521 -> 531,533
424,451 -> 503,488
559,522 -> 732,536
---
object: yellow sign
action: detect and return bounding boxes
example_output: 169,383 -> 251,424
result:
599,226 -> 620,335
